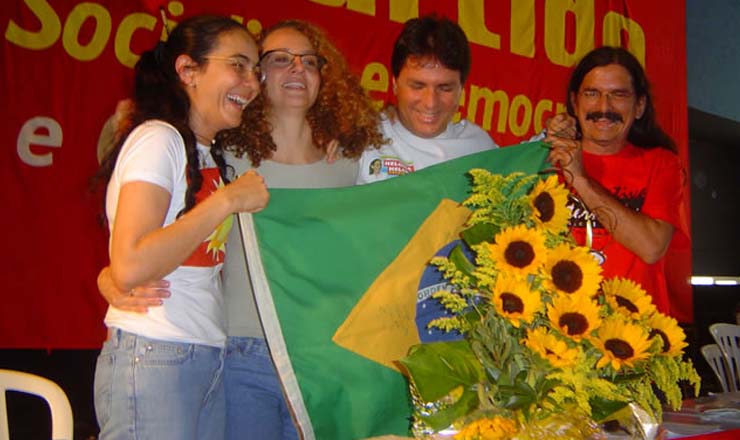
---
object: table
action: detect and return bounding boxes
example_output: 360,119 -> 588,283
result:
661,392 -> 740,439
367,395 -> 740,439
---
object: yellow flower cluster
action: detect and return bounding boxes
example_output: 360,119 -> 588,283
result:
471,173 -> 691,374
454,416 -> 518,440
406,171 -> 700,439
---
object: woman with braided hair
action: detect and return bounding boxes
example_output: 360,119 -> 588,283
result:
92,15 -> 268,440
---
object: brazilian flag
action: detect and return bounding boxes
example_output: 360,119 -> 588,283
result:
237,143 -> 548,439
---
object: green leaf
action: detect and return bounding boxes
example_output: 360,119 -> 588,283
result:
461,222 -> 499,246
461,310 -> 482,328
514,368 -> 529,384
484,364 -> 502,383
590,396 -> 629,422
448,245 -> 477,280
420,387 -> 479,431
503,393 -> 535,410
497,380 -> 537,411
400,340 -> 484,402
536,378 -> 559,397
612,372 -> 645,383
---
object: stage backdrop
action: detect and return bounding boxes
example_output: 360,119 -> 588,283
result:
0,0 -> 690,348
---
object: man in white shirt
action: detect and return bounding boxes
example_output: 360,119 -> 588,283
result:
356,15 -> 496,184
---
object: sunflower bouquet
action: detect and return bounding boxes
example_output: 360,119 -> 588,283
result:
399,170 -> 700,440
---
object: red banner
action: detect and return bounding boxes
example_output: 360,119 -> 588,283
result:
0,0 -> 689,348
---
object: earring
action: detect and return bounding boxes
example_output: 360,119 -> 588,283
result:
260,71 -> 266,83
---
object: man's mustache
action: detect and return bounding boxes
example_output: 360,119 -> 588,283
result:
585,111 -> 623,123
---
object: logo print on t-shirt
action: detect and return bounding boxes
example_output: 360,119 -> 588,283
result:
182,168 -> 232,267
381,157 -> 415,176
567,187 -> 646,260
567,187 -> 646,230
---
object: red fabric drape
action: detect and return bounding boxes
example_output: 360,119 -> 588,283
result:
0,0 -> 689,348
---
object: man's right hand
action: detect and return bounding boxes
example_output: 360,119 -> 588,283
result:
544,113 -> 586,185
545,113 -> 578,140
98,266 -> 170,313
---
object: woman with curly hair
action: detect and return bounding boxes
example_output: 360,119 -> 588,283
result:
219,19 -> 385,167
215,20 -> 385,440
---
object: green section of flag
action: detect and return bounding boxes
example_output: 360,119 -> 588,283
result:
251,143 -> 549,439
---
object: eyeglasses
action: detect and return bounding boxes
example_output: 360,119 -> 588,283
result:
579,89 -> 635,103
204,56 -> 260,79
259,50 -> 327,72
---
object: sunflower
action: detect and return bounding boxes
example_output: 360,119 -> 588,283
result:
489,225 -> 547,277
547,293 -> 602,340
454,416 -> 518,440
601,277 -> 656,319
524,327 -> 581,368
544,244 -> 603,297
492,275 -> 542,327
646,313 -> 688,356
594,319 -> 652,370
529,174 -> 571,235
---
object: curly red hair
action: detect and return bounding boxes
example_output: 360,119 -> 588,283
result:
219,20 -> 385,166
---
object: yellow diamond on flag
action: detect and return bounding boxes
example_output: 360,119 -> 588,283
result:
332,199 -> 471,372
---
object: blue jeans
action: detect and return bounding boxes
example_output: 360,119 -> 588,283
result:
94,328 -> 225,440
224,337 -> 298,440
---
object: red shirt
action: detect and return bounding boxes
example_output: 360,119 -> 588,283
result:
567,144 -> 686,314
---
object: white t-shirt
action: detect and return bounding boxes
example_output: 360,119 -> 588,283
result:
104,120 -> 228,347
355,116 -> 497,184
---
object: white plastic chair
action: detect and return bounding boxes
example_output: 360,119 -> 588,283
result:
701,343 -> 732,392
0,369 -> 73,440
709,323 -> 740,392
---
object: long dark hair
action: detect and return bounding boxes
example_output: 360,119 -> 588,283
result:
566,46 -> 676,152
94,15 -> 246,216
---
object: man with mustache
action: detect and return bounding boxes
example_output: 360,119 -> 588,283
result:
546,46 -> 686,315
